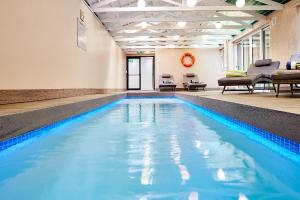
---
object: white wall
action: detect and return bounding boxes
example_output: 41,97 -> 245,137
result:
155,48 -> 224,89
0,0 -> 126,89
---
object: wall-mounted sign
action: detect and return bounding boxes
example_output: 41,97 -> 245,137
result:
77,17 -> 87,51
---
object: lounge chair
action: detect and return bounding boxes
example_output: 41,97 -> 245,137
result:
159,74 -> 177,91
272,53 -> 300,97
183,73 -> 207,91
218,59 -> 280,94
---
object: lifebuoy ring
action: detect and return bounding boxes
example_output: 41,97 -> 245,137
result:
180,52 -> 195,68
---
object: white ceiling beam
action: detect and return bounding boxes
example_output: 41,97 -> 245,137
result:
115,36 -> 229,42
121,45 -> 220,49
111,32 -> 236,37
101,16 -> 259,23
119,41 -> 222,45
94,5 -> 283,13
109,25 -> 249,32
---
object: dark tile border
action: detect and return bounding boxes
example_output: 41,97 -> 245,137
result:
175,93 -> 300,144
0,94 -> 126,143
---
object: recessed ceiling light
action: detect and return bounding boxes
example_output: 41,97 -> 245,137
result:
141,22 -> 148,29
137,0 -> 146,8
177,21 -> 187,28
192,44 -> 199,48
215,22 -> 223,29
236,0 -> 245,8
123,30 -> 140,33
202,35 -> 209,40
168,44 -> 176,48
172,35 -> 180,40
186,0 -> 197,7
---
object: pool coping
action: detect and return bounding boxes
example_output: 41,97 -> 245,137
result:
0,93 -> 126,143
0,92 -> 299,153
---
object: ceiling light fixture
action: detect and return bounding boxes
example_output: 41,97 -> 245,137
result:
186,0 -> 197,7
236,0 -> 245,8
172,35 -> 180,40
141,22 -> 148,29
177,21 -> 187,28
168,44 -> 176,48
145,50 -> 150,54
202,35 -> 209,40
137,0 -> 146,8
192,44 -> 199,48
123,30 -> 140,34
215,22 -> 223,29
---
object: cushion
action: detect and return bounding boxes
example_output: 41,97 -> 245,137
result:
272,70 -> 300,80
190,80 -> 199,83
225,70 -> 246,78
186,73 -> 195,77
286,61 -> 300,70
255,59 -> 272,67
163,80 -> 174,84
187,82 -> 207,87
218,75 -> 260,86
162,74 -> 171,78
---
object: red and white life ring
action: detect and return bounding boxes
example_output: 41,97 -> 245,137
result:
180,52 -> 195,68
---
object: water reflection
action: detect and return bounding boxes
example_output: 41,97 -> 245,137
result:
141,135 -> 154,185
238,193 -> 249,200
216,168 -> 226,181
170,134 -> 190,184
188,192 -> 199,200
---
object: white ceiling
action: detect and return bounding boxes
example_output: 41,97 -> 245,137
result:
85,0 -> 283,54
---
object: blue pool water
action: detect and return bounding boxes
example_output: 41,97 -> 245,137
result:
0,98 -> 300,200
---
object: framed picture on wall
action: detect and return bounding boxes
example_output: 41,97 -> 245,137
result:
77,17 -> 87,51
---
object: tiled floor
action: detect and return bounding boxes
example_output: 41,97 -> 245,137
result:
179,91 -> 300,115
0,94 -> 122,117
0,91 -> 300,117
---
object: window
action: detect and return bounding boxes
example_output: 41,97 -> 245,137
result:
252,32 -> 261,63
234,39 -> 250,71
236,42 -> 243,70
242,39 -> 250,71
263,27 -> 270,59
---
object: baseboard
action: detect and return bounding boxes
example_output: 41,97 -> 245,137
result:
0,88 -> 126,105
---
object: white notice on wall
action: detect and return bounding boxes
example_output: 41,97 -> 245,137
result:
77,18 -> 87,51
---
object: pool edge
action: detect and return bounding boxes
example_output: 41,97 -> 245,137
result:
1,92 -> 299,155
175,93 -> 300,154
0,94 -> 126,146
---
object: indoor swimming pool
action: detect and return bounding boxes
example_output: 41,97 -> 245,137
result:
0,98 -> 299,200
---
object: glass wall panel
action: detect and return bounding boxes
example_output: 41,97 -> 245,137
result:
236,42 -> 243,70
243,39 -> 250,71
252,32 -> 261,63
263,28 -> 271,59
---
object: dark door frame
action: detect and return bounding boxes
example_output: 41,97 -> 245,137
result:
127,56 -> 141,90
127,56 -> 155,90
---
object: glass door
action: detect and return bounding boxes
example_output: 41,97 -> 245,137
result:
141,57 -> 154,90
127,57 -> 141,90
